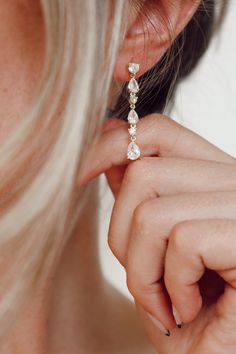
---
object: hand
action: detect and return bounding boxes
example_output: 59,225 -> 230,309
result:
80,114 -> 236,354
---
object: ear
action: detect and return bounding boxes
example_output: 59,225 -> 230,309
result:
113,0 -> 200,81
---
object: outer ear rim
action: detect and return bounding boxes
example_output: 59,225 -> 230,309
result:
113,0 -> 201,82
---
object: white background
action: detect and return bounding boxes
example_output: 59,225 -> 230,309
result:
99,1 -> 236,297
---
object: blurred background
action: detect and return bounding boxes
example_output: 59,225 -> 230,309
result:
99,0 -> 236,298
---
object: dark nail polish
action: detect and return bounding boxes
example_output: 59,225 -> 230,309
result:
147,314 -> 171,336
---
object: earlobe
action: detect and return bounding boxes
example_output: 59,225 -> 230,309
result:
113,0 -> 200,82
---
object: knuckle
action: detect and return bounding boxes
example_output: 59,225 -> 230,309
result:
108,230 -> 122,262
169,221 -> 193,253
144,113 -> 175,131
144,113 -> 183,154
133,200 -> 155,236
107,233 -> 116,254
133,201 -> 149,231
133,198 -> 170,236
126,276 -> 155,303
145,112 -> 166,125
126,276 -> 140,299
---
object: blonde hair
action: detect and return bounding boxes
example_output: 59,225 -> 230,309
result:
0,0 -> 128,339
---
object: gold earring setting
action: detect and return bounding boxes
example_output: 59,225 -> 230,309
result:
127,63 -> 141,161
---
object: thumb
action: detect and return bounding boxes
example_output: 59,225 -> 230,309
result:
81,117 -> 128,195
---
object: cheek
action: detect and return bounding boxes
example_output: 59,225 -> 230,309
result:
0,75 -> 34,144
0,1 -> 45,144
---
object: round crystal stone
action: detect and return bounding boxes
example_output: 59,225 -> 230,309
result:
128,126 -> 137,136
129,95 -> 138,105
128,63 -> 140,74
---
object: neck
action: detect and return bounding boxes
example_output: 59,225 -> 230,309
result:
3,181 -> 103,352
3,181 -> 153,354
48,181 -> 105,352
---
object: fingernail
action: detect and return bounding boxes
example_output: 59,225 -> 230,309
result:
165,329 -> 171,336
172,306 -> 182,328
147,314 -> 171,336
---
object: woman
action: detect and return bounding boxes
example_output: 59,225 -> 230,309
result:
0,0 -> 234,353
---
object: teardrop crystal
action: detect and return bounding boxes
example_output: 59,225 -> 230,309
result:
128,78 -> 139,93
127,142 -> 141,160
128,109 -> 139,124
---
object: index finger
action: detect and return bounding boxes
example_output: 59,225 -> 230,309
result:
79,114 -> 235,184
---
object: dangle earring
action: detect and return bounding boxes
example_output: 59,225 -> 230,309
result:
127,63 -> 141,161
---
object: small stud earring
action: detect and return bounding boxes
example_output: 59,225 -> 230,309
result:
127,63 -> 141,161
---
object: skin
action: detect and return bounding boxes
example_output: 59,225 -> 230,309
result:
2,0 -> 232,353
0,1 -> 154,353
80,115 -> 236,353
4,181 -> 153,354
